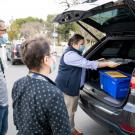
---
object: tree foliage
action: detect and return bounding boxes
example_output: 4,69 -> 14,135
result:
57,23 -> 80,41
45,15 -> 79,42
20,22 -> 44,39
59,0 -> 80,8
45,15 -> 56,34
8,17 -> 44,41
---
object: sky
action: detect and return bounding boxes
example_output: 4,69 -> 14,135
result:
0,0 -> 117,24
0,0 -> 66,24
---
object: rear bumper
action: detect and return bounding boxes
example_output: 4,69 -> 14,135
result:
13,58 -> 21,61
79,100 -> 130,135
12,57 -> 22,61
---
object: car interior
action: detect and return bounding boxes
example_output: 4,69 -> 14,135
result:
84,38 -> 135,107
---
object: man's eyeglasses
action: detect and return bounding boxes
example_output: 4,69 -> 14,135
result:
51,52 -> 57,56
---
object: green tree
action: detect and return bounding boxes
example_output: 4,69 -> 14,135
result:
8,17 -> 45,41
45,14 -> 80,43
57,22 -> 80,41
7,21 -> 20,41
45,15 -> 56,38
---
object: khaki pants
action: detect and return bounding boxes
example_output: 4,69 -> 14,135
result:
63,93 -> 79,131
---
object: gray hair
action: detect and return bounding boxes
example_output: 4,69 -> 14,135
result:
21,35 -> 51,71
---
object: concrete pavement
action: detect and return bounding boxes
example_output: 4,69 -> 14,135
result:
5,61 -> 113,135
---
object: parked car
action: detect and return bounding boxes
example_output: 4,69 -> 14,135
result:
55,0 -> 135,135
6,43 -> 22,65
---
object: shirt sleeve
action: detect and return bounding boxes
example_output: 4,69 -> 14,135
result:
48,92 -> 71,135
64,51 -> 99,70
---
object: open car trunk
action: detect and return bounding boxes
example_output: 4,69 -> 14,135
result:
83,37 -> 135,107
54,0 -> 135,107
54,0 -> 135,35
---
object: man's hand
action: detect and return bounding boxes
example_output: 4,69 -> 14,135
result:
98,61 -> 121,68
107,61 -> 121,68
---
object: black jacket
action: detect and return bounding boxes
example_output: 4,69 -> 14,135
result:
12,73 -> 71,135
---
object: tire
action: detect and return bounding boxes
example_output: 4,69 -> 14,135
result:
109,129 -> 118,135
7,56 -> 10,61
11,59 -> 15,65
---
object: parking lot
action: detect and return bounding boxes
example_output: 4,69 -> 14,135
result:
1,47 -> 114,135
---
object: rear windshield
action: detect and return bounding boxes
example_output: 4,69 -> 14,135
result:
89,7 -> 135,26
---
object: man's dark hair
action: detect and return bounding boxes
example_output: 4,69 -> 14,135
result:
68,34 -> 84,46
21,35 -> 50,71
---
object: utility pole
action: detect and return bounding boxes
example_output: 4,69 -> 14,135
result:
52,23 -> 58,53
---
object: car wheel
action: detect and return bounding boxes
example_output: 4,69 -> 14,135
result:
109,129 -> 118,135
11,60 -> 15,65
7,56 -> 10,61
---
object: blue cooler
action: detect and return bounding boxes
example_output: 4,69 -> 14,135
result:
99,70 -> 131,99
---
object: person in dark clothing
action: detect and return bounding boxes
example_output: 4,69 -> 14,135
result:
55,34 -> 120,135
12,35 -> 71,135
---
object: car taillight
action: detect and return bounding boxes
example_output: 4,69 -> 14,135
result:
120,124 -> 135,133
130,75 -> 135,88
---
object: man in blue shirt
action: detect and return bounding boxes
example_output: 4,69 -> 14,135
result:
55,34 -> 119,135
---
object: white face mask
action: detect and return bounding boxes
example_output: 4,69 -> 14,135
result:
50,61 -> 56,73
49,56 -> 56,74
79,44 -> 85,53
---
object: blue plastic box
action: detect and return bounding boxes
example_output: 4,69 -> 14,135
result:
99,70 -> 131,99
